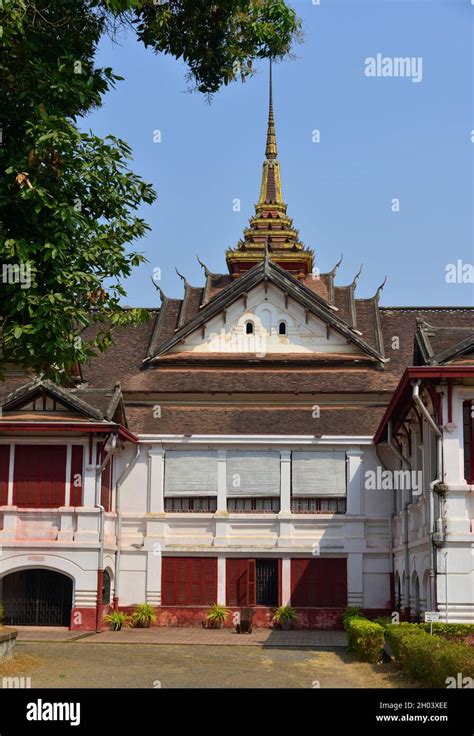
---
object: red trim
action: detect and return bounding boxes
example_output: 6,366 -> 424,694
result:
0,445 -> 10,506
447,379 -> 453,424
374,367 -> 474,444
0,423 -> 137,443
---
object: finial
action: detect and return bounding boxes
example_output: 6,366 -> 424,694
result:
265,59 -> 277,160
150,277 -> 166,303
352,264 -> 363,287
375,275 -> 387,301
264,235 -> 270,263
175,267 -> 188,285
330,253 -> 343,275
196,255 -> 210,276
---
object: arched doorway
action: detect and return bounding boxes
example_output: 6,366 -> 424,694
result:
0,569 -> 73,626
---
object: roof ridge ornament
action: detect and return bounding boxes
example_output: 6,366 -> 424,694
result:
150,277 -> 167,304
196,255 -> 211,277
375,275 -> 387,301
352,264 -> 363,287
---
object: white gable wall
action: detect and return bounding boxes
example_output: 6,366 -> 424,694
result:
170,282 -> 363,355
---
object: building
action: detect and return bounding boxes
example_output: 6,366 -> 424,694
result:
0,72 -> 472,630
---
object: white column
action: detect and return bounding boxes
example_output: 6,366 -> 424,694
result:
346,450 -> 364,515
281,556 -> 291,605
216,449 -> 227,514
148,447 -> 165,514
145,545 -> 162,606
279,450 -> 291,513
217,556 -> 226,605
347,553 -> 364,607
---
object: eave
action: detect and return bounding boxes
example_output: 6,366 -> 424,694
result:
374,365 -> 474,444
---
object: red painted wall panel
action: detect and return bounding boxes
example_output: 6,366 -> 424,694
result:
13,445 -> 66,507
0,445 -> 10,506
161,557 -> 217,606
291,558 -> 347,607
70,446 -> 84,507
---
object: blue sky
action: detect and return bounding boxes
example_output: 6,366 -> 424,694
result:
83,0 -> 474,307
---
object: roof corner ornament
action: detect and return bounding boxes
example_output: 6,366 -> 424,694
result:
196,255 -> 210,277
175,267 -> 189,288
352,263 -> 363,288
150,277 -> 167,303
375,275 -> 387,301
330,253 -> 343,276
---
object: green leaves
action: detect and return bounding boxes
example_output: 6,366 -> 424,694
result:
0,0 -> 299,380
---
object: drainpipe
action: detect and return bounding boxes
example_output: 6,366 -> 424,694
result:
113,444 -> 141,610
95,434 -> 117,632
411,380 -> 442,614
387,419 -> 412,619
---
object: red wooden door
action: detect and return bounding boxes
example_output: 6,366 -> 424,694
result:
0,445 -> 10,506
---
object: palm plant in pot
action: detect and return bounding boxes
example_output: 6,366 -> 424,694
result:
273,605 -> 298,631
131,603 -> 158,628
103,610 -> 131,631
205,603 -> 229,629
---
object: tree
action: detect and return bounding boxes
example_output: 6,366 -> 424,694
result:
0,0 -> 300,380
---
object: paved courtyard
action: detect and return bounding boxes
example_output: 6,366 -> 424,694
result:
1,632 -> 417,689
14,625 -> 347,647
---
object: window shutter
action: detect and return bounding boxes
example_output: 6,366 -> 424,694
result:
290,558 -> 347,607
0,445 -> 10,506
226,451 -> 280,497
161,557 -> 217,606
247,559 -> 256,606
226,559 -> 248,606
14,445 -> 66,507
292,451 -> 346,496
101,458 -> 112,512
164,451 -> 218,496
70,446 -> 84,507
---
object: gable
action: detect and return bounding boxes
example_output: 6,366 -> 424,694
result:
170,281 -> 367,356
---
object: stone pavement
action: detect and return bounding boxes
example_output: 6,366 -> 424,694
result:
14,625 -> 347,647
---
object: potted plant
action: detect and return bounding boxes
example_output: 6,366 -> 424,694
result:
205,603 -> 229,629
103,610 -> 131,631
131,603 -> 158,628
273,605 -> 298,631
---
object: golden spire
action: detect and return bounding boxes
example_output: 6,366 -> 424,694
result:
225,61 -> 314,278
265,60 -> 277,160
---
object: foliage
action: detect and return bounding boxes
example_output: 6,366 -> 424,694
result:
134,0 -> 302,94
345,615 -> 385,664
206,603 -> 230,624
0,0 -> 300,379
103,610 -> 131,630
131,603 -> 158,627
418,622 -> 474,642
273,605 -> 298,623
0,603 -> 4,626
341,606 -> 363,627
386,624 -> 474,688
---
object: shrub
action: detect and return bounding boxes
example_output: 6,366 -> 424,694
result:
386,624 -> 474,687
341,606 -> 363,627
0,603 -> 4,627
418,623 -> 474,642
345,616 -> 385,664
